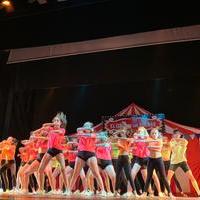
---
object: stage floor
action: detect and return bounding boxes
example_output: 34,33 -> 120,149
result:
0,193 -> 199,200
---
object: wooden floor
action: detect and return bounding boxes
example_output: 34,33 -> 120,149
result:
0,193 -> 199,200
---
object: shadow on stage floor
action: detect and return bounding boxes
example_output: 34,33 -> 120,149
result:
0,193 -> 199,200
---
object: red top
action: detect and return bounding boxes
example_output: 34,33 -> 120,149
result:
96,144 -> 112,160
36,138 -> 48,150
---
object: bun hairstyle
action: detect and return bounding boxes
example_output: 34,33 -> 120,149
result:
83,121 -> 94,130
54,112 -> 67,128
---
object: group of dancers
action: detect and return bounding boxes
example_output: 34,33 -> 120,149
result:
0,111 -> 200,198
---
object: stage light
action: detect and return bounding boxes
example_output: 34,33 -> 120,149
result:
2,0 -> 11,6
1,0 -> 14,12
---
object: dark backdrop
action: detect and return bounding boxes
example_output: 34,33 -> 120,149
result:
0,40 -> 200,140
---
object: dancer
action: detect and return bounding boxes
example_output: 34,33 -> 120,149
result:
131,126 -> 162,196
16,146 -> 30,191
64,137 -> 87,194
115,129 -> 136,197
66,122 -> 106,196
141,128 -> 173,198
38,112 -> 68,194
19,138 -> 38,193
161,136 -> 186,196
96,131 -> 116,196
167,129 -> 200,197
24,129 -> 55,194
0,137 -> 18,193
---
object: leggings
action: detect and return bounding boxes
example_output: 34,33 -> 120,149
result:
115,155 -> 136,192
144,157 -> 171,193
0,160 -> 16,190
112,159 -> 127,193
163,160 -> 183,192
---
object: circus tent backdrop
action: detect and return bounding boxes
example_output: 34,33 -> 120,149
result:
94,102 -> 200,195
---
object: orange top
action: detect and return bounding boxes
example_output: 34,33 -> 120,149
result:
1,144 -> 16,160
147,138 -> 163,158
117,139 -> 132,155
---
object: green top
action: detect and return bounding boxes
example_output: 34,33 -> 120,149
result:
111,143 -> 119,159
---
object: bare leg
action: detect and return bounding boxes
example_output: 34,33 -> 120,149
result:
87,157 -> 104,191
69,157 -> 85,191
186,170 -> 200,195
38,153 -> 53,192
44,164 -> 56,191
55,153 -> 69,190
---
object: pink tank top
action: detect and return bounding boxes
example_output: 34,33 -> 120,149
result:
78,134 -> 97,153
48,127 -> 65,150
133,141 -> 150,158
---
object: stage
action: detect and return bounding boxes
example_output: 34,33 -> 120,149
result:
0,193 -> 199,200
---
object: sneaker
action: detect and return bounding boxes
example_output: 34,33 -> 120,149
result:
169,192 -> 175,199
73,190 -> 80,195
83,190 -> 94,196
180,192 -> 187,197
148,193 -> 154,197
122,192 -> 133,197
18,190 -> 30,195
0,188 -> 3,194
63,190 -> 72,196
98,190 -> 107,197
35,190 -> 45,195
114,191 -> 120,197
9,188 -> 18,194
141,192 -> 147,197
55,190 -> 62,195
107,192 -> 114,197
47,190 -> 57,195
158,192 -> 165,197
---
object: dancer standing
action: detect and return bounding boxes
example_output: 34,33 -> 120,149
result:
167,129 -> 200,197
0,137 -> 18,193
66,122 -> 106,196
37,112 -> 68,194
115,129 -> 136,197
141,128 -> 173,198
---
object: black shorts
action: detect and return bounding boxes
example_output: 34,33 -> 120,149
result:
77,151 -> 96,162
36,153 -> 45,162
28,160 -> 34,165
134,156 -> 149,169
69,161 -> 75,169
131,157 -> 137,168
65,159 -> 68,166
98,159 -> 112,170
169,161 -> 190,173
20,162 -> 26,166
47,148 -> 62,157
1,159 -> 15,165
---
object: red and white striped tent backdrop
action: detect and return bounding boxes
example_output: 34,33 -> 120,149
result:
94,102 -> 200,195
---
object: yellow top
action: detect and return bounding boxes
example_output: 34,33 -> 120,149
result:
170,138 -> 188,164
161,143 -> 172,161
51,158 -> 60,168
